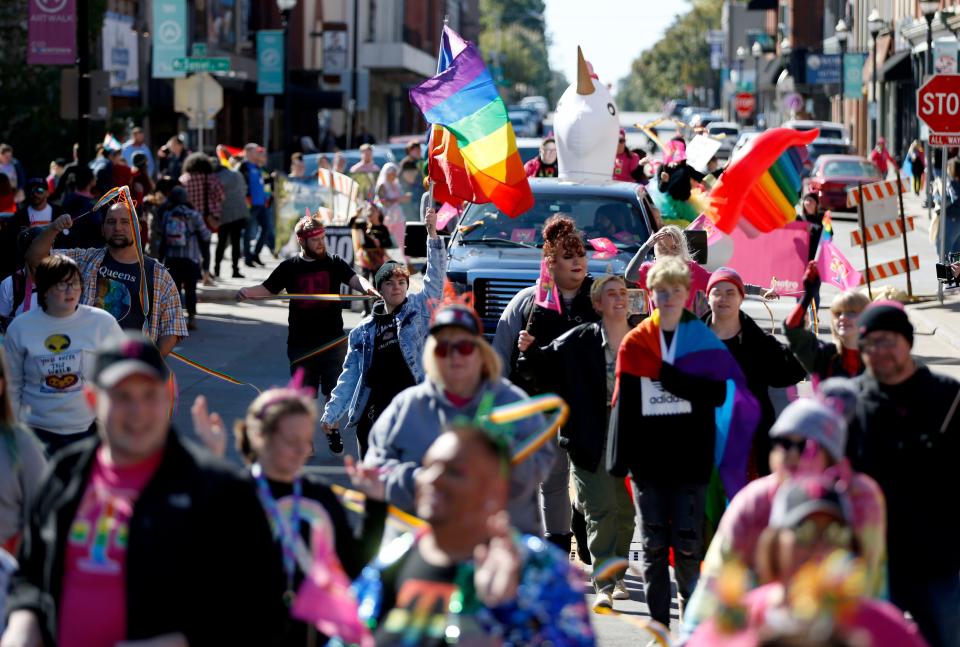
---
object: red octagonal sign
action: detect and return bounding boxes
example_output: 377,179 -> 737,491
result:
917,74 -> 960,134
735,92 -> 756,118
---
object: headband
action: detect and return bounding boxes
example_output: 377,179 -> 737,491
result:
297,226 -> 326,241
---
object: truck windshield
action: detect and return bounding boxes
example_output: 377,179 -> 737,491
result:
458,194 -> 649,250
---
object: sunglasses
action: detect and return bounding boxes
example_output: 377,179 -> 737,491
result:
772,437 -> 807,453
792,518 -> 853,548
434,339 -> 477,358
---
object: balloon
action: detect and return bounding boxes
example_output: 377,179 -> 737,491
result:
707,127 -> 819,234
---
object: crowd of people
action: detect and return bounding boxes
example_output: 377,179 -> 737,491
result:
0,123 -> 956,647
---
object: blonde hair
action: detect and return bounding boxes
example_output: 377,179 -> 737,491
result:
590,274 -> 627,308
646,256 -> 691,291
829,289 -> 870,349
423,334 -> 502,386
652,225 -> 691,261
233,388 -> 317,463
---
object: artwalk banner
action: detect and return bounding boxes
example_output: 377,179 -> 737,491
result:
28,0 -> 77,65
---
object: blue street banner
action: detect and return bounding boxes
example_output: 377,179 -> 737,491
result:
257,30 -> 284,94
805,53 -> 842,85
152,0 -> 186,78
843,53 -> 867,99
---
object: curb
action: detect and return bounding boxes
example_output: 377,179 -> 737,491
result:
907,298 -> 960,353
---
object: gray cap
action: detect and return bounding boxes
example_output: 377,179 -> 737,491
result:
817,378 -> 859,425
769,476 -> 851,530
769,398 -> 847,462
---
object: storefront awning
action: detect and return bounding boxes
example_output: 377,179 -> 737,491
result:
880,49 -> 913,82
863,33 -> 893,84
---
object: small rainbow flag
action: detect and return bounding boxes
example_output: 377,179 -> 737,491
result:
409,26 -> 533,218
216,144 -> 243,167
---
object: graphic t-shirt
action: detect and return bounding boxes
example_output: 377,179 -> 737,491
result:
263,254 -> 356,349
374,546 -> 461,647
58,447 -> 163,647
27,204 -> 52,227
365,310 -> 415,415
95,253 -> 146,331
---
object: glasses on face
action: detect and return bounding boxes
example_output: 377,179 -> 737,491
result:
52,281 -> 82,292
859,336 -> 899,353
434,339 -> 477,358
792,518 -> 853,548
772,436 -> 806,453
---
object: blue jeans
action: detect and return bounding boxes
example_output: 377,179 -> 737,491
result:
890,568 -> 960,647
244,205 -> 274,260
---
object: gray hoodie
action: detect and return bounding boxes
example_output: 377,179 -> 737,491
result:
363,377 -> 555,535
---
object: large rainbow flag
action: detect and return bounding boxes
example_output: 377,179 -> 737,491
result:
409,26 -> 533,218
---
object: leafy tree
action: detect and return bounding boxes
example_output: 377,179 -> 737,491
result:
478,0 -> 552,102
617,0 -> 722,112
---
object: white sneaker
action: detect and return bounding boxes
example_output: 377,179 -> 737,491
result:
592,590 -> 614,612
612,579 -> 630,600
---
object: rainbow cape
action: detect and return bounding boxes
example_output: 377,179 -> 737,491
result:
409,26 -> 533,217
707,127 -> 817,236
616,310 -> 760,500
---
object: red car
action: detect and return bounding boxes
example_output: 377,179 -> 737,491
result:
803,155 -> 882,211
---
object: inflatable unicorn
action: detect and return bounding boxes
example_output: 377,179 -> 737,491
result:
554,47 -> 620,182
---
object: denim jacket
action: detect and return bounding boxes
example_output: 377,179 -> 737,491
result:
321,236 -> 446,427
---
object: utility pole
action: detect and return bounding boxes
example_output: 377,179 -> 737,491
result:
77,0 -> 90,165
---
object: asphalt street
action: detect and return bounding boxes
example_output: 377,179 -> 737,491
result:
166,187 -> 959,645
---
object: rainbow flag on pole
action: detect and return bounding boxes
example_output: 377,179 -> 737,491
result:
410,26 -> 533,218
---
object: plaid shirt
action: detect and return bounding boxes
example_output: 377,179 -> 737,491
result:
61,247 -> 189,342
178,173 -> 224,219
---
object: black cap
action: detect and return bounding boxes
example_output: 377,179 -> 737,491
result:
93,332 -> 169,388
374,261 -> 404,291
429,304 -> 482,336
26,178 -> 47,194
857,301 -> 913,347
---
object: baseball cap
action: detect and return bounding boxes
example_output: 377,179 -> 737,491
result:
429,303 -> 482,336
769,398 -> 847,462
93,333 -> 169,388
769,476 -> 851,530
26,178 -> 47,194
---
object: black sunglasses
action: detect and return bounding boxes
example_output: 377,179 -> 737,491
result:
772,437 -> 806,453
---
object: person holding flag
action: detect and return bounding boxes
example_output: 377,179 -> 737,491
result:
26,201 -> 186,356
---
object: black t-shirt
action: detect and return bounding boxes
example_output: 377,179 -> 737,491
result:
374,545 -> 459,647
365,309 -> 416,411
95,252 -> 146,331
368,224 -> 393,249
263,254 -> 356,348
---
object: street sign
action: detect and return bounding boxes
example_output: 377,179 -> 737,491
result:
174,72 -> 223,128
782,92 -> 803,113
734,92 -> 756,118
930,133 -> 960,146
805,53 -> 841,85
917,74 -> 960,135
172,56 -> 230,72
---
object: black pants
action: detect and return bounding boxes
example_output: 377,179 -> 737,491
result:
32,422 -> 96,458
287,343 -> 347,399
215,220 -> 245,273
166,257 -> 200,316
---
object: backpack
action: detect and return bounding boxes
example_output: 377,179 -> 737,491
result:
163,208 -> 189,250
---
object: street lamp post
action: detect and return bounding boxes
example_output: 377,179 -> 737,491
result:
836,19 -> 849,121
780,37 -> 792,121
868,9 -> 885,148
752,41 -> 763,122
277,0 -> 297,162
920,1 -> 940,228
736,46 -> 747,124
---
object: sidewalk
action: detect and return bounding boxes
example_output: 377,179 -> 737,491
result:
195,243 -> 279,303
907,290 -> 960,352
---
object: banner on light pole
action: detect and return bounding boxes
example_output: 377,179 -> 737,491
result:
28,0 -> 77,65
257,30 -> 285,95
152,0 -> 187,78
843,53 -> 867,99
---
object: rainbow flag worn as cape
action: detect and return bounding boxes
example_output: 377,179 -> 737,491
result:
409,26 -> 533,218
615,310 -> 760,501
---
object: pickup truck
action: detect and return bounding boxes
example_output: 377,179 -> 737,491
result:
445,178 -> 662,335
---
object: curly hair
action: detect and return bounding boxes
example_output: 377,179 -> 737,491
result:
542,214 -> 585,259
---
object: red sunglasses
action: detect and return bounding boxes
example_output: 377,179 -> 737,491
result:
434,340 -> 477,358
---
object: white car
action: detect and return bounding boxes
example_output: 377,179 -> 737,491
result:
705,121 -> 741,159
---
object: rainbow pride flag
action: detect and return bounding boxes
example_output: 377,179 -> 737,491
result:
410,26 -> 533,218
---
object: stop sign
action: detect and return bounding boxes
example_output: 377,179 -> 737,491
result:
917,74 -> 960,134
735,92 -> 756,118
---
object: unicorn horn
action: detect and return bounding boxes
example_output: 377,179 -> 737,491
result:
576,47 -> 594,96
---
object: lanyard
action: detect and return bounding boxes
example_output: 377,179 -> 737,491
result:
252,464 -> 302,598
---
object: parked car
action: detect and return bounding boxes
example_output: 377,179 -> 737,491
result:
302,147 -> 395,176
519,95 -> 550,120
731,129 -> 762,161
782,120 -> 852,176
515,137 -> 544,164
445,179 -> 660,334
508,109 -> 541,137
705,121 -> 741,160
802,155 -> 881,211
